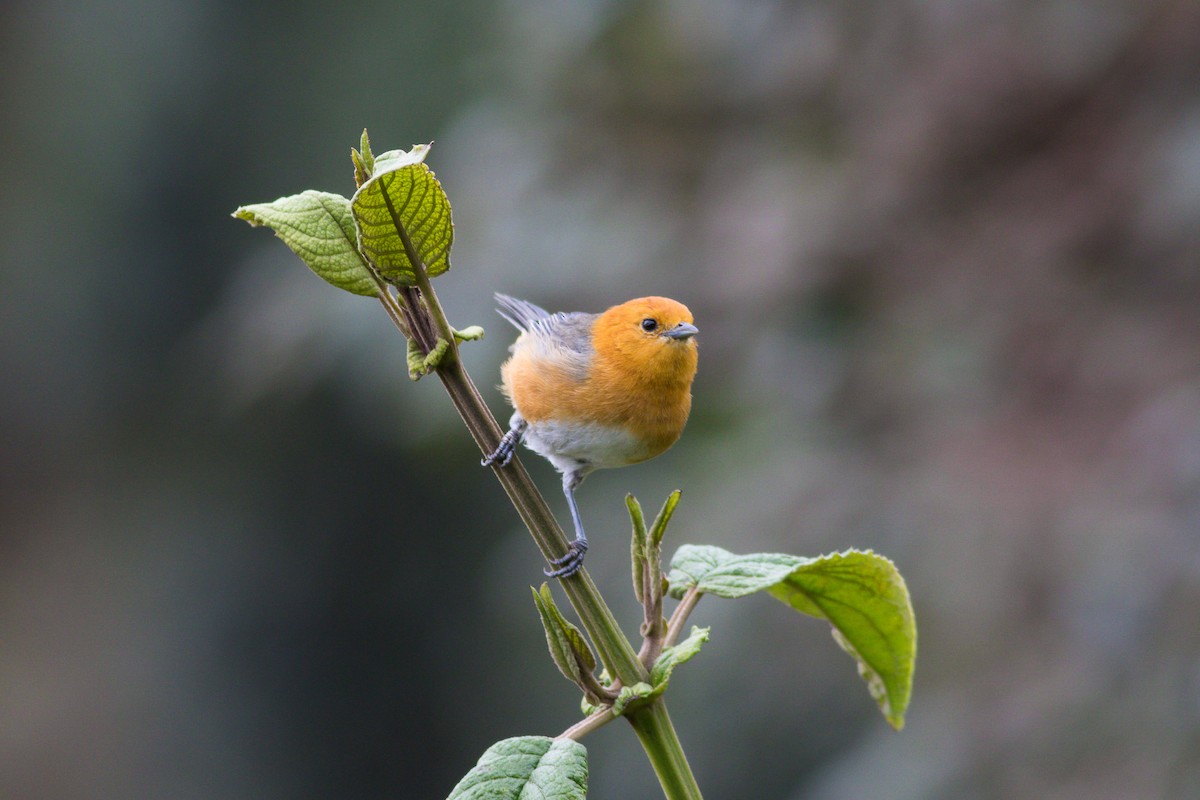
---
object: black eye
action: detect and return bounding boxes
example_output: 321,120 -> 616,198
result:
641,318 -> 658,332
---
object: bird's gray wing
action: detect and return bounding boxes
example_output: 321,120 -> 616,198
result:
494,293 -> 596,371
494,293 -> 552,332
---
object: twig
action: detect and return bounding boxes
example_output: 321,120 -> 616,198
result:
663,585 -> 703,650
558,708 -> 616,742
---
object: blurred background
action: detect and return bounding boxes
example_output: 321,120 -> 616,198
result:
3,1 -> 1199,797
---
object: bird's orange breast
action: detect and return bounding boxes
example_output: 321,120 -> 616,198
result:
500,315 -> 697,464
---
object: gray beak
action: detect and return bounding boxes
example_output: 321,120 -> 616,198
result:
664,322 -> 699,340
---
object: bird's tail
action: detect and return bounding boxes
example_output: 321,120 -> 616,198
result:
494,293 -> 552,332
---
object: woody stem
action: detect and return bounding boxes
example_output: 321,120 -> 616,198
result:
396,259 -> 701,797
401,272 -> 647,687
431,347 -> 703,799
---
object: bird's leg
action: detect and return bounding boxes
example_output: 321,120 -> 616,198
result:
481,416 -> 528,467
546,470 -> 589,578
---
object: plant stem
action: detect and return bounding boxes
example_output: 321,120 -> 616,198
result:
401,275 -> 647,687
371,279 -> 411,338
664,585 -> 703,649
432,347 -> 704,797
558,708 -> 616,742
627,699 -> 705,800
393,255 -> 702,796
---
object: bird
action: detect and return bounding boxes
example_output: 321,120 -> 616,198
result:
482,293 -> 699,578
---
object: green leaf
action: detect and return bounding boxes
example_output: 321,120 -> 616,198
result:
649,626 -> 710,689
233,191 -> 379,297
532,584 -> 598,691
608,626 -> 709,717
667,544 -> 916,729
648,489 -> 681,549
447,736 -> 587,800
453,325 -> 485,342
627,495 -> 648,602
612,682 -> 656,716
579,668 -> 615,717
407,337 -> 451,381
351,128 -> 375,187
666,545 -> 806,599
350,142 -> 453,286
769,550 -> 916,729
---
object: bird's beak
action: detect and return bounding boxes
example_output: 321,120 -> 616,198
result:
664,322 -> 699,340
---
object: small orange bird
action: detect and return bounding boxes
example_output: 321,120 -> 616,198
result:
482,293 -> 700,577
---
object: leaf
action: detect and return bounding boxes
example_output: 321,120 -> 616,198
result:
592,627 -> 714,718
627,495 -> 648,602
666,545 -> 806,599
611,682 -> 656,716
579,668 -> 615,717
351,128 -> 374,188
350,142 -> 453,286
769,550 -> 915,729
649,626 -> 710,688
447,736 -> 587,800
648,489 -> 681,549
598,627 -> 712,719
453,325 -> 485,342
532,584 -> 598,691
667,544 -> 916,729
233,191 -> 379,297
407,337 -> 451,381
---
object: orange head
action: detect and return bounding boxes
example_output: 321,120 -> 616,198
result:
583,297 -> 699,458
591,297 -> 699,389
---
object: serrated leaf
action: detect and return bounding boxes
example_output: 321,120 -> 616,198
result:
768,550 -> 916,729
666,545 -> 808,599
609,622 -> 709,714
649,626 -> 709,688
453,325 -> 485,342
350,143 -> 452,286
667,544 -> 916,729
532,584 -> 597,690
612,682 -> 656,715
233,191 -> 379,296
373,144 -> 431,173
447,736 -> 587,800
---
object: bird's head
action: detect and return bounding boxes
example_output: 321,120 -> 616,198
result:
593,297 -> 699,385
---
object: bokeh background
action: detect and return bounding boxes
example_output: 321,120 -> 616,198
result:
4,1 -> 1200,798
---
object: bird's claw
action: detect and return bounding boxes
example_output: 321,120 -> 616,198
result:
482,419 -> 527,468
544,538 -> 588,579
481,429 -> 520,468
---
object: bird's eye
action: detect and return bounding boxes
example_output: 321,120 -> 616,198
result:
641,318 -> 659,332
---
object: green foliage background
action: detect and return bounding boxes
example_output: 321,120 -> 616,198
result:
3,2 -> 1199,798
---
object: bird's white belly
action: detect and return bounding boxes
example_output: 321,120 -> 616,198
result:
523,418 -> 652,474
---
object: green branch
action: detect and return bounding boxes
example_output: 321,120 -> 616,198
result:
400,273 -> 649,689
628,700 -> 705,798
402,269 -> 701,798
